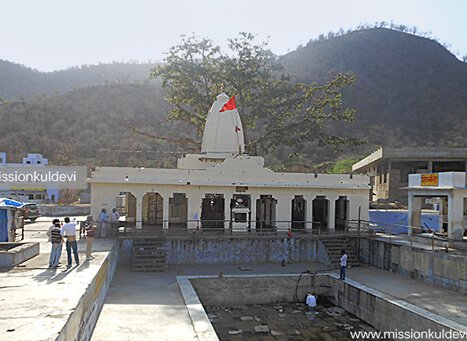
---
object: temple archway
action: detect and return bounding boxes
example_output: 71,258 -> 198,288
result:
291,195 -> 306,230
313,196 -> 329,231
201,194 -> 225,229
335,196 -> 349,231
142,192 -> 163,226
256,195 -> 277,231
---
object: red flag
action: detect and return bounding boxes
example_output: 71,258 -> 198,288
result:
219,96 -> 236,112
235,126 -> 241,132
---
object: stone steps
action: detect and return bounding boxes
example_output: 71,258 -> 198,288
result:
132,238 -> 167,272
321,238 -> 361,268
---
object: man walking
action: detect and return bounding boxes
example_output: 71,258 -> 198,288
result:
61,217 -> 79,268
340,249 -> 348,280
47,219 -> 62,268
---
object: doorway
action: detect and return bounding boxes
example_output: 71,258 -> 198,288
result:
313,196 -> 329,231
291,195 -> 306,230
256,195 -> 277,230
335,196 -> 349,231
201,194 -> 225,229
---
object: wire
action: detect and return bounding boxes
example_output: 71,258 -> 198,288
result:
295,270 -> 313,303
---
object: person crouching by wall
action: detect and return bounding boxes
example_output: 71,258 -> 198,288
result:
48,219 -> 62,268
85,222 -> 97,260
61,217 -> 79,269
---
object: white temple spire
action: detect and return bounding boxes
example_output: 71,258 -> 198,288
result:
201,93 -> 245,155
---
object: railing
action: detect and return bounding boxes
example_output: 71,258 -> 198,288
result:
113,220 -> 331,238
347,219 -> 453,252
111,219 -> 380,239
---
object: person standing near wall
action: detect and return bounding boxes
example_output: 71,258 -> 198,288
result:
111,208 -> 120,236
61,217 -> 79,268
47,219 -> 62,268
85,222 -> 97,260
98,208 -> 110,238
340,249 -> 348,280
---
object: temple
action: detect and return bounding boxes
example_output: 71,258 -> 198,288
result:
89,94 -> 370,232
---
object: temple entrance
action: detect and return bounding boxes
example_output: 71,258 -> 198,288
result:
335,196 -> 349,231
256,195 -> 277,230
230,194 -> 251,230
313,196 -> 329,231
142,192 -> 163,226
169,193 -> 188,228
201,194 -> 225,229
291,195 -> 306,230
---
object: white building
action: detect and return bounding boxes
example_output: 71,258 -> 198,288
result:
0,153 -> 59,203
89,94 -> 370,232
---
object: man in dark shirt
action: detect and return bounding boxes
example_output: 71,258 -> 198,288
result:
47,219 -> 63,268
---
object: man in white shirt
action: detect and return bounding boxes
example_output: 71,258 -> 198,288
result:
98,208 -> 110,238
340,249 -> 348,280
110,208 -> 120,237
61,217 -> 79,268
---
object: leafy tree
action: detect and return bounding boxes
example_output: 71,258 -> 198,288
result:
150,33 -> 358,155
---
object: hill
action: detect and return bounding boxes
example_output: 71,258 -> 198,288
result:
0,60 -> 158,100
0,83 -> 191,166
281,28 -> 467,150
0,28 -> 466,167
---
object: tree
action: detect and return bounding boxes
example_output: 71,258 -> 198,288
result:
150,33 -> 358,157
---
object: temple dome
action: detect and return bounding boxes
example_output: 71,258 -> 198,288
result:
201,93 -> 245,155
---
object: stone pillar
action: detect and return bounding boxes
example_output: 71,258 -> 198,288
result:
427,160 -> 433,173
224,197 -> 231,230
305,196 -> 314,230
135,193 -> 143,229
275,195 -> 293,231
249,195 -> 258,230
408,195 -> 422,235
162,193 -> 170,230
328,196 -> 336,232
186,193 -> 200,230
448,192 -> 464,241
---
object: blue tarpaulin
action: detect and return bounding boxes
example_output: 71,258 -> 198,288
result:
369,210 -> 440,234
0,198 -> 24,209
0,209 -> 8,242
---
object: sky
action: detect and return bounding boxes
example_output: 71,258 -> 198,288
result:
1,0 -> 466,71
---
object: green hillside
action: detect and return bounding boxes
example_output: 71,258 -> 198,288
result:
1,28 -> 466,168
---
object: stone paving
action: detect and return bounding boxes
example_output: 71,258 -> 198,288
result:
0,216 -> 114,341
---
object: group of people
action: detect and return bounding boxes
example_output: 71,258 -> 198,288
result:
97,208 -> 120,237
47,217 -> 96,269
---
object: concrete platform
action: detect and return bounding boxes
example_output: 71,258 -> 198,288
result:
342,267 -> 467,327
95,262 -> 467,340
0,217 -> 116,341
92,262 -> 330,341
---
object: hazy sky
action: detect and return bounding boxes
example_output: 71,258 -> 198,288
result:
2,0 -> 466,71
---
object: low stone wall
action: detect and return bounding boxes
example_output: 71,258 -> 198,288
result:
0,242 -> 40,267
120,236 -> 329,265
191,274 -> 316,306
38,205 -> 90,217
57,241 -> 119,341
186,273 -> 466,339
358,238 -> 467,294
326,273 -> 466,337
